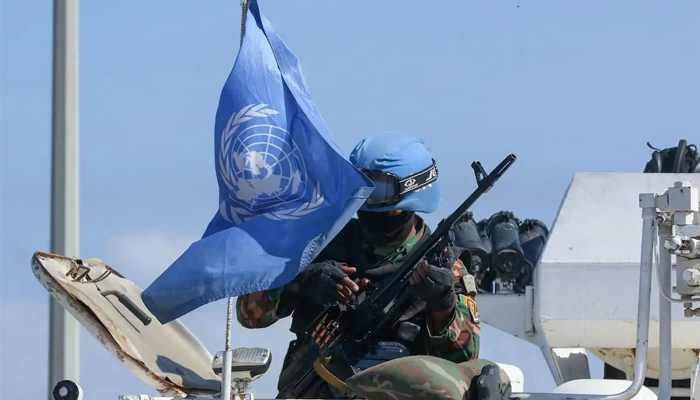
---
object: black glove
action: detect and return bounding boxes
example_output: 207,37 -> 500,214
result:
287,262 -> 358,307
410,246 -> 459,312
471,364 -> 512,400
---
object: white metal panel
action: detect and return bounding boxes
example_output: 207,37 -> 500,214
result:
535,173 -> 700,349
477,292 -> 535,341
539,173 -> 699,264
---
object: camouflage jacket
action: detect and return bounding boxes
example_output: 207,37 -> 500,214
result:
236,215 -> 481,363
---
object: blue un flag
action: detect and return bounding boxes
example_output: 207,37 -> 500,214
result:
141,0 -> 375,324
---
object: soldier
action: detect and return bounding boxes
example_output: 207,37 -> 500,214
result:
236,131 -> 511,400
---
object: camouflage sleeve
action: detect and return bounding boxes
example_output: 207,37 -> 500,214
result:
423,258 -> 481,363
236,286 -> 295,329
424,294 -> 481,362
235,251 -> 342,329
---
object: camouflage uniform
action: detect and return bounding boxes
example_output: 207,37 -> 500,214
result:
236,215 -> 498,398
346,356 -> 512,400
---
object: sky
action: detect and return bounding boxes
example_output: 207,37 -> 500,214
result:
2,0 -> 700,399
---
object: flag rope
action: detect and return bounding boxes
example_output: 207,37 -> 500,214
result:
240,0 -> 252,45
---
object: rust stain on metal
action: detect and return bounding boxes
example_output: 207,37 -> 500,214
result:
96,333 -> 107,346
595,347 -> 693,374
596,347 -> 620,357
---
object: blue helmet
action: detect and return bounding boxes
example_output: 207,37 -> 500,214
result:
349,131 -> 442,213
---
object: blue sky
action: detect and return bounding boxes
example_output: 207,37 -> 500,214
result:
2,0 -> 700,399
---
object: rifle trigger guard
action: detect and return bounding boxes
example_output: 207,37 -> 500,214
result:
313,356 -> 351,395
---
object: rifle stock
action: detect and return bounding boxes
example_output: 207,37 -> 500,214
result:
277,154 -> 517,398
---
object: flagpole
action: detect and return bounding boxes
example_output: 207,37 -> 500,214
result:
49,0 -> 81,398
219,5 -> 250,399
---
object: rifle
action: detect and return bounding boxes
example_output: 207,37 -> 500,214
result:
276,154 -> 517,399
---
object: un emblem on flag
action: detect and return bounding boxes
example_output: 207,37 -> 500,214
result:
218,104 -> 324,224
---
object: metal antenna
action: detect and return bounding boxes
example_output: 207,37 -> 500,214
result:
220,297 -> 235,400
240,0 -> 251,45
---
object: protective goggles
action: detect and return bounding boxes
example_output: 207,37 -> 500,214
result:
361,159 -> 438,209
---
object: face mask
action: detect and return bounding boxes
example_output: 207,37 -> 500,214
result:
357,210 -> 415,245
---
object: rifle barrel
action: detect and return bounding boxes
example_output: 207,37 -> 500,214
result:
370,154 -> 517,301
